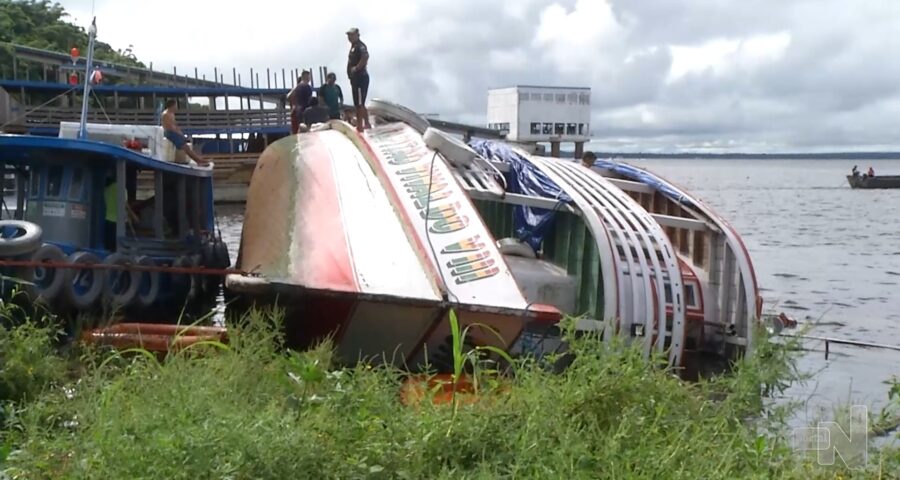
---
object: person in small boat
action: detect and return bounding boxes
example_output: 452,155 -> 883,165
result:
581,151 -> 597,168
851,165 -> 859,177
318,72 -> 344,120
287,71 -> 313,134
161,100 -> 209,166
868,166 -> 875,177
346,27 -> 371,132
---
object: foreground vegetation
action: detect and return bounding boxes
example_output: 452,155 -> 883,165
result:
0,309 -> 897,478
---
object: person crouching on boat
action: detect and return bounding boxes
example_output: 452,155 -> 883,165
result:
581,151 -> 597,169
851,165 -> 860,177
162,100 -> 209,166
346,27 -> 371,132
868,166 -> 875,177
288,71 -> 313,134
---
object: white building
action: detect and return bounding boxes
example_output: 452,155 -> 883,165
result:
487,85 -> 591,156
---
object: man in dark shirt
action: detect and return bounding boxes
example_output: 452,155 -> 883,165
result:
346,27 -> 371,132
302,97 -> 331,126
287,70 -> 313,134
581,151 -> 597,168
319,72 -> 344,120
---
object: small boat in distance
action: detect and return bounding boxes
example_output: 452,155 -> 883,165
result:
847,174 -> 900,189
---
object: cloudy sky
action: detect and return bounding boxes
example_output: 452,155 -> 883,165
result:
58,0 -> 900,153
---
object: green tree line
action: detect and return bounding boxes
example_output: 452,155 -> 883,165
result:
0,0 -> 145,79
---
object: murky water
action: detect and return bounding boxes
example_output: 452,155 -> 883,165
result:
216,158 -> 900,415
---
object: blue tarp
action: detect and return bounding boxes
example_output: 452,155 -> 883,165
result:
469,140 -> 571,251
591,159 -> 696,209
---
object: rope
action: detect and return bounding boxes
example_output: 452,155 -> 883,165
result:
90,88 -> 112,124
0,258 -> 256,277
0,86 -> 80,131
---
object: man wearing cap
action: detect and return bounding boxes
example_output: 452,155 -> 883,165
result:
346,27 -> 371,131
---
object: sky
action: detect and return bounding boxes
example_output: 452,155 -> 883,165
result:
57,0 -> 900,153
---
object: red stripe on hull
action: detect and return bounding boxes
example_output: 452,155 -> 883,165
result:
292,135 -> 359,293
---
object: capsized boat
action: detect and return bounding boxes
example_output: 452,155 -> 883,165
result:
228,99 -> 761,374
226,118 -> 559,370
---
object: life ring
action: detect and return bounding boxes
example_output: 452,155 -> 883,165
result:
172,255 -> 199,303
133,255 -> 161,308
64,251 -> 105,311
102,253 -> 140,310
497,238 -> 537,259
423,127 -> 478,167
368,99 -> 431,133
0,220 -> 42,257
28,243 -> 67,305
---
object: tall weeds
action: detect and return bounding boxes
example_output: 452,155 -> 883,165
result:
0,309 -> 896,478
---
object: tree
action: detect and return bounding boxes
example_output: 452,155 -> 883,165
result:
0,0 -> 146,79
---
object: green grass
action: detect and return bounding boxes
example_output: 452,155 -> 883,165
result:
0,309 -> 897,478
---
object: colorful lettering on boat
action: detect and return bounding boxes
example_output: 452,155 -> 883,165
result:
446,250 -> 490,267
455,267 -> 500,285
365,123 -> 532,307
441,235 -> 485,254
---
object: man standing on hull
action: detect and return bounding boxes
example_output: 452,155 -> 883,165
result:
346,27 -> 371,132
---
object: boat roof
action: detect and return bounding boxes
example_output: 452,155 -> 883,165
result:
0,134 -> 213,177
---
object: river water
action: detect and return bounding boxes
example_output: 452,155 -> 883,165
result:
215,157 -> 900,418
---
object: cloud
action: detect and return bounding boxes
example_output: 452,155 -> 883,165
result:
57,0 -> 900,152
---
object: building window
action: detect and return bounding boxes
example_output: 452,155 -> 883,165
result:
554,123 -> 565,135
567,93 -> 577,104
579,93 -> 590,105
531,123 -> 541,134
578,123 -> 586,135
567,123 -> 577,135
498,123 -> 510,131
531,93 -> 542,101
543,93 -> 554,102
542,123 -> 553,134
555,94 -> 565,103
518,92 -> 528,103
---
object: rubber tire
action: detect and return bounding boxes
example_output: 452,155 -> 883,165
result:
0,220 -> 42,257
133,255 -> 161,309
424,127 -> 478,167
28,243 -> 67,305
172,255 -> 199,304
102,253 -> 140,310
368,99 -> 431,133
64,251 -> 105,311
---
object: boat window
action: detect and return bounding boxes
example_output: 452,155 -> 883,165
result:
46,166 -> 63,198
518,92 -> 529,103
567,123 -> 577,135
685,284 -> 697,307
554,123 -> 565,135
69,168 -> 84,201
543,93 -> 553,102
542,123 -> 553,134
555,94 -> 566,103
579,93 -> 591,105
578,124 -> 586,135
531,123 -> 541,135
29,169 -> 41,197
567,93 -> 578,103
664,284 -> 673,304
530,93 -> 541,101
